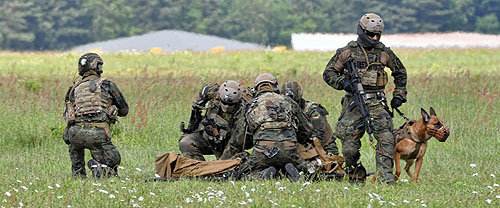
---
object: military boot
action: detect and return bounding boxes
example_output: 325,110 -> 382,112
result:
346,163 -> 367,183
87,159 -> 103,179
260,166 -> 277,180
284,163 -> 301,182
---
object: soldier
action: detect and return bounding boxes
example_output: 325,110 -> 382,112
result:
323,13 -> 407,184
178,80 -> 248,161
63,53 -> 128,178
281,81 -> 339,156
236,73 -> 314,181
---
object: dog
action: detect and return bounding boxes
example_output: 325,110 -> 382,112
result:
393,107 -> 450,183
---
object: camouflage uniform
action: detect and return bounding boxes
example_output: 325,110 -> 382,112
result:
323,40 -> 407,183
63,72 -> 128,178
237,89 -> 314,178
179,83 -> 249,161
302,100 -> 339,155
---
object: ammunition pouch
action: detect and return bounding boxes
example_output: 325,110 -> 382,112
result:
74,122 -> 112,140
64,101 -> 76,125
259,121 -> 291,130
106,105 -> 119,123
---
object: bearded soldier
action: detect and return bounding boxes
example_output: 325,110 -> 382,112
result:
281,81 -> 339,156
178,80 -> 249,161
236,73 -> 314,181
63,53 -> 128,178
323,13 -> 407,184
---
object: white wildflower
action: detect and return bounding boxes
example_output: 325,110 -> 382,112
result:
403,200 -> 409,203
5,192 -> 11,197
379,201 -> 386,205
367,204 -> 372,208
136,168 -> 142,172
13,188 -> 18,193
401,179 -> 409,182
251,188 -> 256,192
109,194 -> 115,199
472,191 -> 478,194
230,181 -> 235,185
486,199 -> 492,204
29,183 -> 32,185
245,192 -> 250,197
132,203 -> 139,207
57,196 -> 63,199
155,174 -> 160,178
469,164 -> 476,168
125,178 -> 130,181
238,201 -> 247,205
48,186 -> 53,189
19,202 -> 24,207
422,203 -> 427,207
390,202 -> 396,206
248,199 -> 253,203
302,182 -> 311,187
344,187 -> 349,190
55,184 -> 60,188
275,181 -> 280,185
118,166 -> 125,170
150,192 -> 156,196
472,173 -> 478,176
488,186 -> 493,189
494,184 -> 499,187
99,189 -> 109,194
16,180 -> 22,183
368,193 -> 373,198
299,188 -> 303,191
21,186 -> 27,190
92,183 -> 101,187
241,185 -> 246,190
67,205 -> 71,208
138,197 -> 144,201
278,187 -> 285,191
120,180 -> 126,183
496,195 -> 500,199
268,191 -> 272,194
35,177 -> 40,180
490,174 -> 496,178
316,189 -> 320,192
416,199 -> 420,201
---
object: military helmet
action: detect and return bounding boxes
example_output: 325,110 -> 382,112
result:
253,73 -> 279,92
218,80 -> 242,105
78,53 -> 104,76
359,13 -> 384,34
281,81 -> 303,103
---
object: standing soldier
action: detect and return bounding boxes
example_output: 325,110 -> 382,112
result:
178,80 -> 248,161
63,53 -> 128,178
323,13 -> 407,184
281,81 -> 339,155
237,73 -> 314,181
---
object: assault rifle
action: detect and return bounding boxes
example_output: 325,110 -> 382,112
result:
342,58 -> 375,145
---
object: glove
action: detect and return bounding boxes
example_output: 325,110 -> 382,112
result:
342,79 -> 355,93
390,97 -> 403,109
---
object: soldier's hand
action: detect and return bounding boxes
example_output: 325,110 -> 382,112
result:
342,79 -> 355,93
390,97 -> 403,109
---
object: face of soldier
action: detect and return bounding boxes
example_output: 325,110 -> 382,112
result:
221,102 -> 237,113
365,31 -> 380,40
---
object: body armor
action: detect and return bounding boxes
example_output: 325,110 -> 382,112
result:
246,93 -> 295,136
68,78 -> 117,123
347,41 -> 388,91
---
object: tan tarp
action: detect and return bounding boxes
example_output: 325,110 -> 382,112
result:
155,137 -> 344,178
155,152 -> 240,178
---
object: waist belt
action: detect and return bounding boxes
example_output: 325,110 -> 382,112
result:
259,121 -> 290,129
345,91 -> 385,99
256,140 -> 297,147
74,122 -> 108,128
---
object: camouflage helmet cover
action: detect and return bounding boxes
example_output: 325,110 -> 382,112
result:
281,81 -> 303,103
218,80 -> 242,105
359,13 -> 384,33
254,73 -> 278,88
78,53 -> 104,76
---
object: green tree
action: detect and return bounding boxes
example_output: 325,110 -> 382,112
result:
85,0 -> 138,41
0,0 -> 36,49
475,13 -> 500,33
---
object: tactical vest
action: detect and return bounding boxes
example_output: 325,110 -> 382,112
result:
246,92 -> 295,132
201,102 -> 233,144
72,78 -> 116,122
303,101 -> 328,118
347,41 -> 388,91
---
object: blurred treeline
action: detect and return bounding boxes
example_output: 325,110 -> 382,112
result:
0,0 -> 499,50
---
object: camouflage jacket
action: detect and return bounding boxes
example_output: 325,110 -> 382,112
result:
220,90 -> 313,160
323,41 -> 407,101
64,74 -> 128,124
301,100 -> 333,146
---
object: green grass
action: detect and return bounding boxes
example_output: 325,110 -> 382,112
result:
0,50 -> 499,207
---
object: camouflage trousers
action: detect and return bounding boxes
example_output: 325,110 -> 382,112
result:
336,95 -> 395,183
67,125 -> 121,177
178,133 -> 226,161
321,136 -> 339,156
238,141 -> 307,179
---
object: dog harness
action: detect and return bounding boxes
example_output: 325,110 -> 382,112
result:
394,119 -> 422,159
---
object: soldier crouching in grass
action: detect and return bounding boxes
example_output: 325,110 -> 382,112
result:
63,53 -> 128,178
236,73 -> 314,182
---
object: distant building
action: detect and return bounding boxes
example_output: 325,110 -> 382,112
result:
292,32 -> 500,51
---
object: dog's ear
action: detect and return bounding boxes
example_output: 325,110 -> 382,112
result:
429,107 -> 436,116
421,108 -> 430,123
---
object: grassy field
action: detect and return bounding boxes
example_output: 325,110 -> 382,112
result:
0,49 -> 498,207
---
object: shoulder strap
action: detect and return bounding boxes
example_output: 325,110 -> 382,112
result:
65,75 -> 99,102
